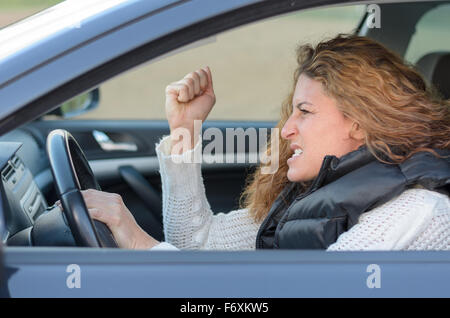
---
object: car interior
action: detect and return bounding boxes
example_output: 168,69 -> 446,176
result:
0,1 -> 449,249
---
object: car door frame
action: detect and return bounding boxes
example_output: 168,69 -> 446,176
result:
3,247 -> 450,297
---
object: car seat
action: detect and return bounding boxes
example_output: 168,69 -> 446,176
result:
415,52 -> 450,99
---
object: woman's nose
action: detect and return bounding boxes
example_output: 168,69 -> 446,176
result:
281,115 -> 297,140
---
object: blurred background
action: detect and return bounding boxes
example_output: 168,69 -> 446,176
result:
0,0 -> 62,27
1,1 -> 448,121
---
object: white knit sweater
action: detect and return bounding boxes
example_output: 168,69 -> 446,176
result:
151,135 -> 450,251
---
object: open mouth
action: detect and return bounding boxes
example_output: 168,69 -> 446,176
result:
291,148 -> 303,158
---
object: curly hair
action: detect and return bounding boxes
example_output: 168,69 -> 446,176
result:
241,34 -> 450,222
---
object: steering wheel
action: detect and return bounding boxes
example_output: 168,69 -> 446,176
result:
46,129 -> 118,248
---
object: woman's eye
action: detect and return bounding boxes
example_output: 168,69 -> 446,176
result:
299,108 -> 310,114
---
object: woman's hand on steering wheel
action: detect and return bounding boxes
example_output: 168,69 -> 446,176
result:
56,189 -> 159,249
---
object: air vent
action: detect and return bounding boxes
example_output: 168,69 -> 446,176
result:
1,163 -> 14,181
11,155 -> 21,168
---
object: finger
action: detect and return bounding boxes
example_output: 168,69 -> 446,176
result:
185,72 -> 201,96
82,192 -> 119,211
180,78 -> 194,100
81,188 -> 111,196
80,188 -> 108,204
82,195 -> 103,210
166,83 -> 189,103
82,191 -> 123,227
80,188 -> 103,197
87,208 -> 110,225
165,82 -> 179,97
81,189 -> 122,205
89,206 -> 121,228
166,82 -> 189,103
203,66 -> 213,91
80,190 -> 111,211
178,83 -> 191,102
195,69 -> 208,92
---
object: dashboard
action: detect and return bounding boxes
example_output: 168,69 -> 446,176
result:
0,128 -> 55,246
2,153 -> 47,242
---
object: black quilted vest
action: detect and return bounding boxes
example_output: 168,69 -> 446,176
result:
255,146 -> 450,249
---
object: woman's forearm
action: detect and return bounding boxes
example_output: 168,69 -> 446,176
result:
156,135 -> 214,249
156,135 -> 261,250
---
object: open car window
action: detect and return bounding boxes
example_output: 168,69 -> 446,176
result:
44,5 -> 366,121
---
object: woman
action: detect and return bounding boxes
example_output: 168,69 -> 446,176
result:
60,34 -> 450,250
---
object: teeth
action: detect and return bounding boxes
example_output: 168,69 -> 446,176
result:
292,149 -> 303,157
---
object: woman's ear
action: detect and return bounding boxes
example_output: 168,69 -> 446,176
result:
349,122 -> 365,141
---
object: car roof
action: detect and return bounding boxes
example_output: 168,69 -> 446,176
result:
0,0 -> 129,60
0,0 -> 175,89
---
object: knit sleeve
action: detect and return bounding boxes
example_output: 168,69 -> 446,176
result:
156,135 -> 260,250
326,189 -> 450,251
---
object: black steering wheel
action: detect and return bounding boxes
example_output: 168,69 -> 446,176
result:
46,129 -> 118,248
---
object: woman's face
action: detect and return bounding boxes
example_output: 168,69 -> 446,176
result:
281,74 -> 364,182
